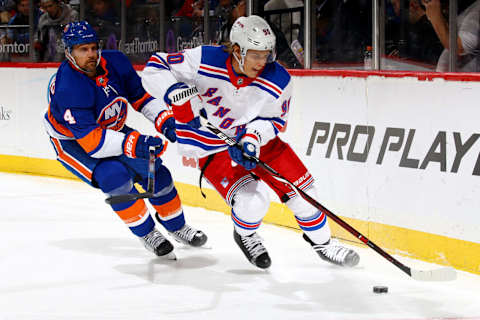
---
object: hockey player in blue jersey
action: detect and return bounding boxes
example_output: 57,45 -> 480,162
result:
43,21 -> 207,258
142,15 -> 360,269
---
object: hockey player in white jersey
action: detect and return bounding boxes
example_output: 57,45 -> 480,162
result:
142,15 -> 359,269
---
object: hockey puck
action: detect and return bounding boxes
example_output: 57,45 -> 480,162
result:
373,286 -> 388,293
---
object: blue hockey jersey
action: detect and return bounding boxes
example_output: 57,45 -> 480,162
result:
44,50 -> 166,158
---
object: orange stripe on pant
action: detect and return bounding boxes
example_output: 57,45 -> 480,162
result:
115,199 -> 148,224
51,138 -> 92,181
153,195 -> 182,218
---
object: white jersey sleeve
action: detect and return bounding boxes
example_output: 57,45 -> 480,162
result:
141,46 -> 202,101
139,98 -> 169,123
245,78 -> 292,146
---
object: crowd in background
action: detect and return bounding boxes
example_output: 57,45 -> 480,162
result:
0,0 -> 479,71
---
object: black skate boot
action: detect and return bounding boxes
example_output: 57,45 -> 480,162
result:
140,228 -> 175,258
168,224 -> 208,247
303,234 -> 360,267
234,230 -> 271,269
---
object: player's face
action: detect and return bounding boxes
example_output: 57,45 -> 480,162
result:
243,49 -> 270,78
71,43 -> 99,75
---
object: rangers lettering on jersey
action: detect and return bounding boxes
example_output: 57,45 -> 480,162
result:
142,45 -> 292,159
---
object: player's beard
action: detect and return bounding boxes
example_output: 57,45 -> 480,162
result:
84,59 -> 97,73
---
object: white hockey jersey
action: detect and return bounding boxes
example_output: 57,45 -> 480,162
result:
141,45 -> 292,159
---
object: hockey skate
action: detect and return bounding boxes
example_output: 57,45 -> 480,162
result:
140,228 -> 176,260
168,224 -> 208,247
303,234 -> 360,267
234,230 -> 271,269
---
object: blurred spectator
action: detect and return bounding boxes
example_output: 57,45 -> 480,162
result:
5,0 -> 41,43
216,0 -> 300,68
423,0 -> 480,72
85,0 -> 120,49
312,0 -> 371,65
386,0 -> 443,65
34,0 -> 78,61
124,2 -> 161,63
175,0 -> 194,17
1,0 -> 15,24
166,0 -> 185,16
216,0 -> 241,41
264,0 -> 303,43
406,0 -> 443,64
214,0 -> 233,24
175,0 -> 204,18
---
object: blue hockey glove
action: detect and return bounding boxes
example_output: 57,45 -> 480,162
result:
123,131 -> 167,159
228,129 -> 261,170
155,110 -> 177,142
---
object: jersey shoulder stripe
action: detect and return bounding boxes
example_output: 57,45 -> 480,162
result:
249,82 -> 280,99
198,64 -> 230,82
258,62 -> 291,90
146,53 -> 170,70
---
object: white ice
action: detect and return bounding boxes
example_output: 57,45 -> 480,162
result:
1,172 -> 479,320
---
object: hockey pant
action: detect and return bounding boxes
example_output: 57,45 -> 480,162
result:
49,137 -> 185,237
199,136 -> 331,244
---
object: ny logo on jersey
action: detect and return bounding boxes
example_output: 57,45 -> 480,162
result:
98,97 -> 128,131
104,102 -> 121,119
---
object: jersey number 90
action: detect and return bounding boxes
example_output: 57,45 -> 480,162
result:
167,53 -> 184,64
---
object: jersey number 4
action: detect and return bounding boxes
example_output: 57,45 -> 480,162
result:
63,109 -> 76,124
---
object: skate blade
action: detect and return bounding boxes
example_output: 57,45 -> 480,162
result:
172,238 -> 212,250
176,243 -> 212,250
161,252 -> 177,260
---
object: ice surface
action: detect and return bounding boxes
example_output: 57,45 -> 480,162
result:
1,172 -> 479,320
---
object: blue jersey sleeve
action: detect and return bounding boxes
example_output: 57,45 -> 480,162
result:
108,50 -> 154,112
53,79 -> 106,154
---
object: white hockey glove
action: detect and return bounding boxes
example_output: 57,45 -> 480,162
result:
164,82 -> 203,129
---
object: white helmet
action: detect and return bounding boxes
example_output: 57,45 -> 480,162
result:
229,15 -> 276,73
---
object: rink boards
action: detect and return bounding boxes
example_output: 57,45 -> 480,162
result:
0,65 -> 479,275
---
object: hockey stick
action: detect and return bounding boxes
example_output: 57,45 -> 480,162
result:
105,147 -> 157,205
199,116 -> 457,281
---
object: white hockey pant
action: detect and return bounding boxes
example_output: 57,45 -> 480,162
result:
231,179 -> 270,236
286,185 -> 331,245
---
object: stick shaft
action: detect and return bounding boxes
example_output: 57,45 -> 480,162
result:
200,117 -> 413,277
147,147 -> 156,193
105,147 -> 157,205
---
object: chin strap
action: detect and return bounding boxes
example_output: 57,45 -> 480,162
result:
232,51 -> 246,74
65,48 -> 102,74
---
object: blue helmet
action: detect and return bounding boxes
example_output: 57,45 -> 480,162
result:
62,21 -> 98,50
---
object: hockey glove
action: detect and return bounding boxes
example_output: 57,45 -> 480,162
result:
228,129 -> 261,170
164,82 -> 202,129
155,110 -> 177,142
123,131 -> 167,159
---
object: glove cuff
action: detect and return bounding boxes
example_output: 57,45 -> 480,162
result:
123,131 -> 140,158
241,128 -> 262,145
155,110 -> 174,133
